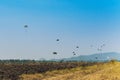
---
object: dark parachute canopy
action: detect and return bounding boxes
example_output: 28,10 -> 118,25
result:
73,51 -> 75,53
95,57 -> 98,59
53,52 -> 58,55
56,39 -> 60,41
24,25 -> 28,28
76,46 -> 79,48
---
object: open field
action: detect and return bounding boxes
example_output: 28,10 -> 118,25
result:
20,60 -> 120,80
0,60 -> 96,80
0,60 -> 119,80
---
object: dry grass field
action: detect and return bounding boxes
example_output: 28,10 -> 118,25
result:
20,60 -> 120,80
0,61 -> 96,80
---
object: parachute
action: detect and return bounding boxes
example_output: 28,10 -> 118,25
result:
95,57 -> 98,59
76,46 -> 79,48
24,25 -> 28,28
53,52 -> 57,55
73,51 -> 75,53
73,52 -> 76,56
56,39 -> 60,42
24,25 -> 28,32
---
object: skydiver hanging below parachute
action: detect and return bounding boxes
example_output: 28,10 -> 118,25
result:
56,38 -> 60,44
24,25 -> 28,32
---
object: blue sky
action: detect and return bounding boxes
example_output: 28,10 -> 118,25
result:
0,0 -> 120,59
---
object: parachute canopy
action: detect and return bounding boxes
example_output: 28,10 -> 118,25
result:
56,39 -> 60,41
53,52 -> 58,55
72,51 -> 75,53
24,25 -> 28,28
95,57 -> 98,59
76,46 -> 79,48
73,53 -> 76,56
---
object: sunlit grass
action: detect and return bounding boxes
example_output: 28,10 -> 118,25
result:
20,60 -> 120,80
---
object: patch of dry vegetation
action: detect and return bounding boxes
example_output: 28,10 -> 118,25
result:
20,60 -> 120,80
0,61 -> 88,80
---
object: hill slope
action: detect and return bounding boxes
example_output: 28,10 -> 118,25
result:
20,61 -> 120,80
62,52 -> 120,61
